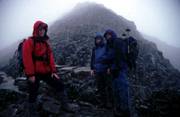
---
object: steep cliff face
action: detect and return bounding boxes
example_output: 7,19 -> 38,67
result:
48,2 -> 180,88
48,2 -> 136,66
143,34 -> 180,71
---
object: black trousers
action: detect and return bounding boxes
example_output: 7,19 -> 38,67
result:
28,74 -> 64,103
95,72 -> 113,105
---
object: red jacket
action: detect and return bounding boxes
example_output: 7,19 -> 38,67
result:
23,21 -> 57,76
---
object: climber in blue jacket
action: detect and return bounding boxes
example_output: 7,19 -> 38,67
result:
90,33 -> 112,108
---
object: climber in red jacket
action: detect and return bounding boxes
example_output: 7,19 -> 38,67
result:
23,21 -> 57,78
23,21 -> 74,115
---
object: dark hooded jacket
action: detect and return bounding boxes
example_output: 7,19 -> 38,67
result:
104,29 -> 128,71
91,34 -> 108,73
23,21 -> 57,77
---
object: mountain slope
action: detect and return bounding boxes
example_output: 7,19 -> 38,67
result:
143,34 -> 180,71
3,2 -> 180,89
48,2 -> 180,89
0,41 -> 19,68
49,2 -> 136,65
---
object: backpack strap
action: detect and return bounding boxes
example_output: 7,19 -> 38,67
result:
31,38 -> 36,63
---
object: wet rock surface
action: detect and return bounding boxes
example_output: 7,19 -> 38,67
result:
0,70 -> 113,117
136,89 -> 180,117
1,65 -> 180,117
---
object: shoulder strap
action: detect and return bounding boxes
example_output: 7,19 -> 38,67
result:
30,38 -> 36,62
45,41 -> 50,64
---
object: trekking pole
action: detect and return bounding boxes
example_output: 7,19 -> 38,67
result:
126,28 -> 131,54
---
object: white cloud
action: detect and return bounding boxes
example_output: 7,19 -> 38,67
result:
0,0 -> 180,49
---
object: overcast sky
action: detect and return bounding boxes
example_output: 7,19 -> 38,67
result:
0,0 -> 180,49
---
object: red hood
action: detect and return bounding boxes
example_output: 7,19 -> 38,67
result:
32,20 -> 48,38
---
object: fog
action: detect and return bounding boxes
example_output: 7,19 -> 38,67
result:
0,0 -> 180,50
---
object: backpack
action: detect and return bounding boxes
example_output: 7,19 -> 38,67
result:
113,38 -> 128,70
16,38 -> 50,76
16,39 -> 26,76
125,37 -> 139,69
113,37 -> 139,70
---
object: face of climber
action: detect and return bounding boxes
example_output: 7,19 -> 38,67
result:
38,26 -> 46,37
105,33 -> 112,41
96,38 -> 102,44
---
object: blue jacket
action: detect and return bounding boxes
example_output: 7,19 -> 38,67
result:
91,34 -> 108,73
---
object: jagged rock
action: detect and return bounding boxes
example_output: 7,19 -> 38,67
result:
72,67 -> 91,79
0,65 -> 109,116
0,89 -> 26,113
0,72 -> 7,84
58,66 -> 97,104
136,89 -> 180,117
0,91 -> 113,117
14,77 -> 28,92
40,96 -> 61,115
0,72 -> 5,84
0,73 -> 23,94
